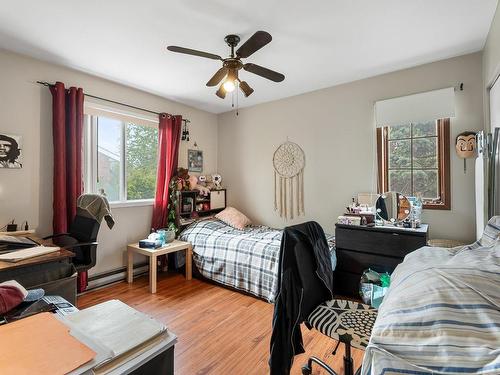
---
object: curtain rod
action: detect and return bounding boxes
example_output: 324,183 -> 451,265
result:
36,81 -> 190,123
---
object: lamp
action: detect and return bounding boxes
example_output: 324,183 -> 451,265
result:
222,69 -> 237,93
223,80 -> 235,93
216,85 -> 226,99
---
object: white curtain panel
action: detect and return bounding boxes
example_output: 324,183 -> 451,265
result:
375,87 -> 455,127
491,77 -> 500,131
490,77 -> 500,218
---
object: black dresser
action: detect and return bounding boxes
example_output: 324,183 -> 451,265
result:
334,223 -> 429,296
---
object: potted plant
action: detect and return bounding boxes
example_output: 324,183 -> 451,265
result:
166,178 -> 179,241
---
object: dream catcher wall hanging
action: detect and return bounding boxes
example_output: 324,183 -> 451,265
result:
273,141 -> 305,220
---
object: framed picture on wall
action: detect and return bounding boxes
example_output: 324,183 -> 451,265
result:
188,149 -> 203,173
0,133 -> 22,169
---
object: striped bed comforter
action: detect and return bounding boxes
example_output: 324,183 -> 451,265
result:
362,240 -> 500,374
179,218 -> 335,302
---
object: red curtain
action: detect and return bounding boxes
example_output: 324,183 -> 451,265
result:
50,82 -> 86,290
152,114 -> 182,230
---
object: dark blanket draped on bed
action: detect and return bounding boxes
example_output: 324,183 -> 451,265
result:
269,221 -> 334,375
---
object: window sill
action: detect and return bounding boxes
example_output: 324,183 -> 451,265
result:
109,199 -> 154,209
423,202 -> 451,211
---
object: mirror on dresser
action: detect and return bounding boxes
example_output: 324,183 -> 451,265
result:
375,191 -> 411,224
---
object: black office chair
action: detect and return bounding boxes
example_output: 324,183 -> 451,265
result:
290,226 -> 377,375
43,214 -> 99,273
43,194 -> 114,274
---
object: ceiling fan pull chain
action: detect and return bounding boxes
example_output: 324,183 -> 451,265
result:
236,82 -> 239,116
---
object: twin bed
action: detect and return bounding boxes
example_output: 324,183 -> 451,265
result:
362,240 -> 500,374
179,218 -> 335,302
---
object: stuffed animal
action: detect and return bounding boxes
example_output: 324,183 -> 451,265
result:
188,174 -> 210,196
198,175 -> 207,187
212,174 -> 222,190
174,167 -> 190,190
205,175 -> 216,190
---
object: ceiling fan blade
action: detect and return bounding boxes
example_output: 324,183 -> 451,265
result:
167,46 -> 222,60
206,67 -> 228,87
236,31 -> 272,58
215,85 -> 226,99
243,63 -> 285,82
239,81 -> 254,97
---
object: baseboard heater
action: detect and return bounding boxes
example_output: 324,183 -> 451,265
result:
86,262 -> 149,291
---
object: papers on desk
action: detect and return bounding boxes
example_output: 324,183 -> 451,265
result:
62,299 -> 167,358
0,312 -> 96,375
0,234 -> 38,246
0,245 -> 60,262
0,235 -> 39,253
0,299 -> 170,374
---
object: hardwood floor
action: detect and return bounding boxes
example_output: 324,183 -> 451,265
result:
78,273 -> 364,375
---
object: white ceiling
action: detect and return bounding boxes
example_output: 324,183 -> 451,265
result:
0,0 -> 497,113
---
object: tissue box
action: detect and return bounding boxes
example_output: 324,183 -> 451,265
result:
139,239 -> 162,249
337,215 -> 361,226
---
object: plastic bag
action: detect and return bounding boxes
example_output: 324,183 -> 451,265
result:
359,269 -> 390,307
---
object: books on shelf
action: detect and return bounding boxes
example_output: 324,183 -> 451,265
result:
179,217 -> 196,226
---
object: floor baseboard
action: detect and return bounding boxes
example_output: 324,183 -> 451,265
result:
86,263 -> 149,291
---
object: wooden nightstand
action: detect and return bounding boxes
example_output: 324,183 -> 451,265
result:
127,240 -> 192,293
334,224 -> 428,296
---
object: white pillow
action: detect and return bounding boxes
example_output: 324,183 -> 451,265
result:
215,207 -> 251,230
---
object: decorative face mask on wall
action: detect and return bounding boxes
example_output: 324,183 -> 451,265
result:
455,132 -> 476,159
455,131 -> 476,173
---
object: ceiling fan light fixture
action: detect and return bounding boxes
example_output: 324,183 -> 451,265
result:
167,31 -> 285,102
222,69 -> 238,93
239,80 -> 254,97
222,79 -> 236,93
215,85 -> 226,99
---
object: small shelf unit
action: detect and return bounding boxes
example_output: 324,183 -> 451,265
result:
176,189 -> 226,228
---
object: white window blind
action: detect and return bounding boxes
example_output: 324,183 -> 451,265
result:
375,87 -> 455,127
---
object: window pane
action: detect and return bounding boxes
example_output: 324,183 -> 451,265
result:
412,137 -> 437,168
413,170 -> 438,199
389,140 -> 411,168
97,117 -> 122,202
412,121 -> 436,137
388,170 -> 412,196
126,123 -> 158,200
388,124 -> 410,139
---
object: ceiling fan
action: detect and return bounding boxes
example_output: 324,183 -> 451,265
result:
167,31 -> 285,99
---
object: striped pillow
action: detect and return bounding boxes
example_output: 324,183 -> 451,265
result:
481,215 -> 500,244
465,215 -> 500,249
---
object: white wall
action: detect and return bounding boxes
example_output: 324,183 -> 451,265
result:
218,53 -> 484,242
0,49 -> 218,276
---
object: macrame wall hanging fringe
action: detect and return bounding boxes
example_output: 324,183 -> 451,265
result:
273,141 -> 305,220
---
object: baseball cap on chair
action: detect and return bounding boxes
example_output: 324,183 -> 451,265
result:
0,280 -> 45,314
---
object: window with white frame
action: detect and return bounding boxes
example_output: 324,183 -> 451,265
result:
84,105 -> 158,204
